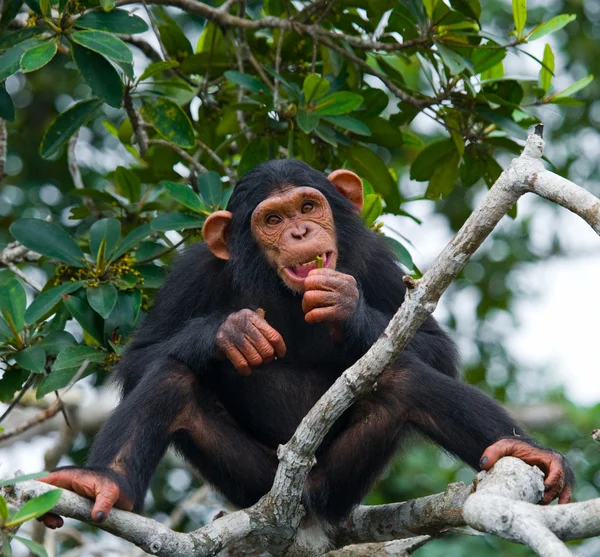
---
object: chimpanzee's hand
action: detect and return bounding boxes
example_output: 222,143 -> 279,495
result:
480,439 -> 573,504
216,309 -> 287,376
302,268 -> 359,324
38,468 -> 134,528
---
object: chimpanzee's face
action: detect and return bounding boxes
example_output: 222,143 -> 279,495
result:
250,186 -> 338,293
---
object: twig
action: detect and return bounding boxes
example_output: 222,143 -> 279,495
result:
119,34 -> 163,62
113,0 -> 430,54
273,29 -> 285,110
134,233 -> 192,265
196,139 -> 236,182
218,0 -> 240,12
0,399 -> 65,442
68,132 -> 97,215
0,374 -> 36,423
148,139 -> 208,174
0,118 -> 7,182
4,262 -> 43,292
124,87 -> 149,156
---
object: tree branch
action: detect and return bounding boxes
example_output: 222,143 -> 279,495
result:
5,131 -> 600,556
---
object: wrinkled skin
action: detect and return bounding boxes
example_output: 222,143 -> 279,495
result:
216,309 -> 287,375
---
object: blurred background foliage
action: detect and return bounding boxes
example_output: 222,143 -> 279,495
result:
0,0 -> 599,554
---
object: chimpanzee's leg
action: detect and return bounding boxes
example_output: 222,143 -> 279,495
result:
86,357 -> 277,512
305,352 -> 531,521
172,383 -> 279,509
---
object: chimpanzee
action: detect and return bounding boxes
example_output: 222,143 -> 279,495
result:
41,160 -> 572,531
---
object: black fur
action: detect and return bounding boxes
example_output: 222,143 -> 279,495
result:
81,160 -> 565,521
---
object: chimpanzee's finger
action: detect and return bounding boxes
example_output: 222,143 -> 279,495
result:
558,484 -> 572,504
224,345 -> 251,375
479,438 -> 515,470
238,337 -> 263,368
302,290 -> 336,314
39,470 -> 78,490
305,306 -> 337,324
250,316 -> 286,357
91,484 -> 121,522
245,326 -> 276,364
542,460 -> 565,504
39,513 -> 64,529
305,270 -> 355,293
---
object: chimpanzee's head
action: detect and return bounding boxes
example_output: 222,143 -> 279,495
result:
202,160 -> 364,294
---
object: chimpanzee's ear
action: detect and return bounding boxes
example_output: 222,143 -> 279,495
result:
327,169 -> 363,212
202,210 -> 232,260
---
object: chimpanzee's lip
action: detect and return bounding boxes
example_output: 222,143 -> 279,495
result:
282,252 -> 333,284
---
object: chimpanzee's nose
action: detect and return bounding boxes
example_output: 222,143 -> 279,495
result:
290,223 -> 312,239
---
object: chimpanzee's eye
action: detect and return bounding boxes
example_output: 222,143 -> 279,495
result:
266,214 -> 282,226
301,201 -> 315,214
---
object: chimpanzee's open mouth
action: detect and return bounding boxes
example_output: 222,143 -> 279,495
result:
284,252 -> 333,281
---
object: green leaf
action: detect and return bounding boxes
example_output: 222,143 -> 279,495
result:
314,92 -> 363,116
109,222 -> 152,262
0,38 -> 45,81
0,86 -> 14,121
425,150 -> 461,200
71,30 -> 132,64
0,472 -> 50,488
13,344 -> 46,373
12,536 -> 48,557
10,219 -> 86,267
2,534 -> 11,557
104,291 -> 141,341
238,137 -> 270,177
75,9 -> 149,34
87,284 -> 118,318
138,60 -> 178,82
114,166 -> 142,202
6,489 -> 62,527
528,14 -> 576,42
156,20 -> 193,61
53,345 -> 105,370
150,213 -> 205,232
0,495 -> 8,521
20,41 -> 56,73
410,139 -> 456,181
136,265 -> 167,288
90,218 -> 121,261
423,0 -> 438,19
24,281 -> 85,325
0,28 -> 45,51
38,331 -> 77,355
223,70 -> 267,95
71,43 -> 123,108
303,73 -> 330,103
539,43 -> 554,93
512,0 -> 526,37
141,97 -> 195,148
345,145 -> 399,211
40,98 -> 103,158
323,115 -> 371,136
297,109 -> 320,133
551,74 -> 594,100
361,194 -> 383,226
0,316 -> 11,340
37,364 -> 95,398
437,44 -> 471,75
0,369 -> 28,403
383,236 -> 413,270
0,278 -> 26,333
161,181 -> 206,213
198,171 -> 222,208
63,292 -> 103,342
